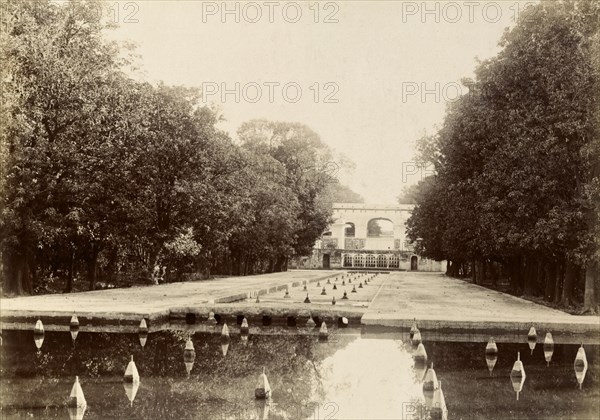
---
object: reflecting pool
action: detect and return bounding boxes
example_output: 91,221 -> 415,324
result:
0,328 -> 598,419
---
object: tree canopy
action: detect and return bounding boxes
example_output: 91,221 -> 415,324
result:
0,0 -> 354,294
405,0 -> 600,312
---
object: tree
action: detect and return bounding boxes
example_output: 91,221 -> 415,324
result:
0,0 -> 131,293
237,120 -> 336,258
397,184 -> 420,204
406,0 -> 600,308
325,183 -> 364,204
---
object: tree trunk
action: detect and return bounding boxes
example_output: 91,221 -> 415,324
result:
88,244 -> 99,291
64,249 -> 75,293
554,262 -> 564,304
490,262 -> 498,288
523,257 -> 538,296
478,260 -> 485,284
544,261 -> 556,302
582,146 -> 599,312
583,260 -> 599,314
4,247 -> 34,296
560,261 -> 578,307
23,249 -> 33,295
242,253 -> 247,275
3,250 -> 25,295
456,260 -> 464,277
509,256 -> 523,293
235,253 -> 242,276
482,260 -> 489,285
535,259 -> 544,296
269,258 -> 276,273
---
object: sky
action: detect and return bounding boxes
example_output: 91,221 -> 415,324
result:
108,0 -> 534,203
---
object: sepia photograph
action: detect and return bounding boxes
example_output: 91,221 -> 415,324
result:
0,0 -> 599,419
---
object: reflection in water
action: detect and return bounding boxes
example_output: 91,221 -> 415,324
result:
319,322 -> 328,340
423,363 -> 439,409
414,360 -> 427,383
221,341 -> 230,357
183,338 -> 195,375
254,368 -> 272,399
544,332 -> 554,367
241,317 -> 249,335
123,379 -> 140,407
312,338 -> 423,419
410,320 -> 418,340
33,319 -> 44,350
528,326 -> 537,355
412,329 -> 422,346
124,355 -> 140,382
413,342 -> 428,383
0,330 -> 597,419
220,323 -> 230,356
414,343 -> 428,366
574,345 -> 588,389
431,380 -> 448,420
254,400 -> 271,420
70,315 -> 79,344
68,375 -> 87,419
221,323 -> 230,340
123,356 -> 140,406
510,352 -> 526,401
139,319 -> 148,349
485,337 -> 498,376
67,404 -> 87,420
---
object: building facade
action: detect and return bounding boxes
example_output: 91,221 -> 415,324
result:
291,203 -> 445,271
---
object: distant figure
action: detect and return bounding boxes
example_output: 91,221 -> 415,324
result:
152,265 -> 166,284
153,265 -> 161,284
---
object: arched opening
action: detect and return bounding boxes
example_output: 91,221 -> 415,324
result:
367,218 -> 394,237
323,254 -> 331,269
322,231 -> 332,237
411,256 -> 418,271
344,222 -> 355,237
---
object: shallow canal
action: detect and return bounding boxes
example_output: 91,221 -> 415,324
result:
0,327 -> 598,419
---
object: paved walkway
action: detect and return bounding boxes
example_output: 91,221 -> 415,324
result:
363,272 -> 600,336
1,270 -> 598,338
0,270 -> 337,325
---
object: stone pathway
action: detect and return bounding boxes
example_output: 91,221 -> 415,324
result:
1,270 -> 598,339
0,270 -> 337,325
363,272 -> 600,337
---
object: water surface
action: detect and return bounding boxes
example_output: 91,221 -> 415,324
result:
0,328 -> 597,419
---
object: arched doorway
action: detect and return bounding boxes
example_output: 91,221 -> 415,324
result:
411,256 -> 418,271
323,254 -> 331,269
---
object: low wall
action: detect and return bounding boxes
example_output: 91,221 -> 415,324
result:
290,249 -> 446,272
